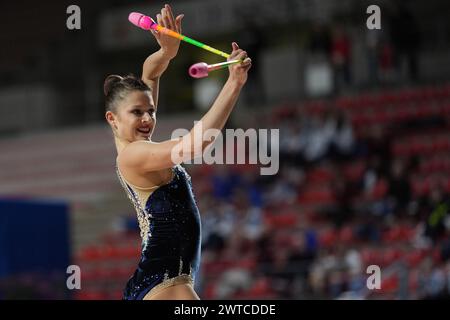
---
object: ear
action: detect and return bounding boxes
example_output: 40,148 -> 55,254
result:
105,111 -> 118,129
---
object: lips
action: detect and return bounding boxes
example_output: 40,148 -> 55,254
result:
137,127 -> 151,134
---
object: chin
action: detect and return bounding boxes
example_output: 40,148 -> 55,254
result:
137,134 -> 151,141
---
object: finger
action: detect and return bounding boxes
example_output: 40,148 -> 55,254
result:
229,49 -> 243,61
150,29 -> 160,40
175,14 -> 184,33
242,63 -> 252,72
162,8 -> 174,30
157,13 -> 164,28
235,51 -> 247,61
165,4 -> 176,26
232,42 -> 239,51
241,57 -> 252,66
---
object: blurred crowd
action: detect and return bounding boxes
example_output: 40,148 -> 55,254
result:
188,87 -> 450,300
306,1 -> 421,94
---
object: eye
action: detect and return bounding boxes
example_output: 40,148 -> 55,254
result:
131,109 -> 143,116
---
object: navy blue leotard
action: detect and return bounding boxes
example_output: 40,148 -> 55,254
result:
116,164 -> 202,300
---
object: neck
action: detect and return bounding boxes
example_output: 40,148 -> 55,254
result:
114,136 -> 129,155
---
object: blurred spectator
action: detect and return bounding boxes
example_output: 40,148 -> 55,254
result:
215,268 -> 253,299
238,13 -> 267,106
308,23 -> 331,55
361,125 -> 392,176
387,2 -> 421,82
327,109 -> 355,161
354,215 -> 381,243
423,263 -> 447,299
211,166 -> 241,200
243,206 -> 264,241
287,231 -> 316,280
265,164 -> 303,206
365,27 -> 382,86
265,248 -> 294,298
378,41 -> 396,84
279,117 -> 307,166
330,24 -> 352,93
420,184 -> 450,244
302,113 -> 335,163
333,177 -> 354,227
387,158 -> 412,216
256,229 -> 274,267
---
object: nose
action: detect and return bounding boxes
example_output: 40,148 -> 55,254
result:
142,111 -> 152,123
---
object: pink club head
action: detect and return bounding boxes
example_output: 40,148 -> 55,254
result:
128,12 -> 155,30
189,62 -> 209,78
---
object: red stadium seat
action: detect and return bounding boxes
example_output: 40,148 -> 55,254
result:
379,274 -> 399,293
338,226 -> 355,244
79,246 -> 102,262
405,250 -> 425,268
74,289 -> 108,300
319,229 -> 338,248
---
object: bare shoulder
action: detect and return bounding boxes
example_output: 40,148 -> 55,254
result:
117,141 -> 157,167
117,141 -> 156,173
117,141 -> 173,188
118,138 -> 182,173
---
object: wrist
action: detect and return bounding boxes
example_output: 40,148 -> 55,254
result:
159,48 -> 177,60
226,76 -> 246,90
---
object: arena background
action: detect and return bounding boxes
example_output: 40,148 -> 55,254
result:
0,0 -> 450,300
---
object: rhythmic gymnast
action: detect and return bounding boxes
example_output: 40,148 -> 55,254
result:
104,4 -> 251,300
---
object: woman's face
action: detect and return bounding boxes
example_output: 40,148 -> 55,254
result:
107,90 -> 156,142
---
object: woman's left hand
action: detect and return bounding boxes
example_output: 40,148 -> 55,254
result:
151,4 -> 184,60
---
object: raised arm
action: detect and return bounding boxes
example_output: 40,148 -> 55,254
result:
141,4 -> 183,108
120,43 -> 251,173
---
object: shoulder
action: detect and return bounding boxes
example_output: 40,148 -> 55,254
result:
118,137 -> 183,173
117,141 -> 157,176
118,141 -> 156,165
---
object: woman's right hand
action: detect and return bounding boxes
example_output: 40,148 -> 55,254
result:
227,42 -> 252,87
151,4 -> 184,60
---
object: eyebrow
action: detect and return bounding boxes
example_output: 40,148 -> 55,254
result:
129,105 -> 155,110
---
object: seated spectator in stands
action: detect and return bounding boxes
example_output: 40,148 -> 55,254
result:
327,109 -> 355,161
265,164 -> 303,207
361,156 -> 391,217
303,113 -> 335,164
364,25 -> 384,86
327,269 -> 347,299
387,1 -> 421,82
202,199 -> 237,252
279,116 -> 306,166
325,172 -> 354,227
423,263 -> 447,299
265,248 -> 295,298
353,215 -> 382,243
201,197 -> 226,253
242,206 -> 264,241
361,125 -> 392,176
210,166 -> 241,201
387,158 -> 412,216
308,23 -> 331,55
256,229 -> 274,267
330,24 -> 352,93
420,183 -> 450,244
215,268 -> 253,299
345,249 -> 366,295
238,170 -> 264,208
287,231 -> 316,281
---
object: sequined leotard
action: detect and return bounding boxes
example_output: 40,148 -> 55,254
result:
116,164 -> 202,300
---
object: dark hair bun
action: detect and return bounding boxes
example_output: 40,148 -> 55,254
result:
103,75 -> 123,96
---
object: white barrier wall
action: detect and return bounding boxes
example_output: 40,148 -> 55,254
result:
0,85 -> 58,134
